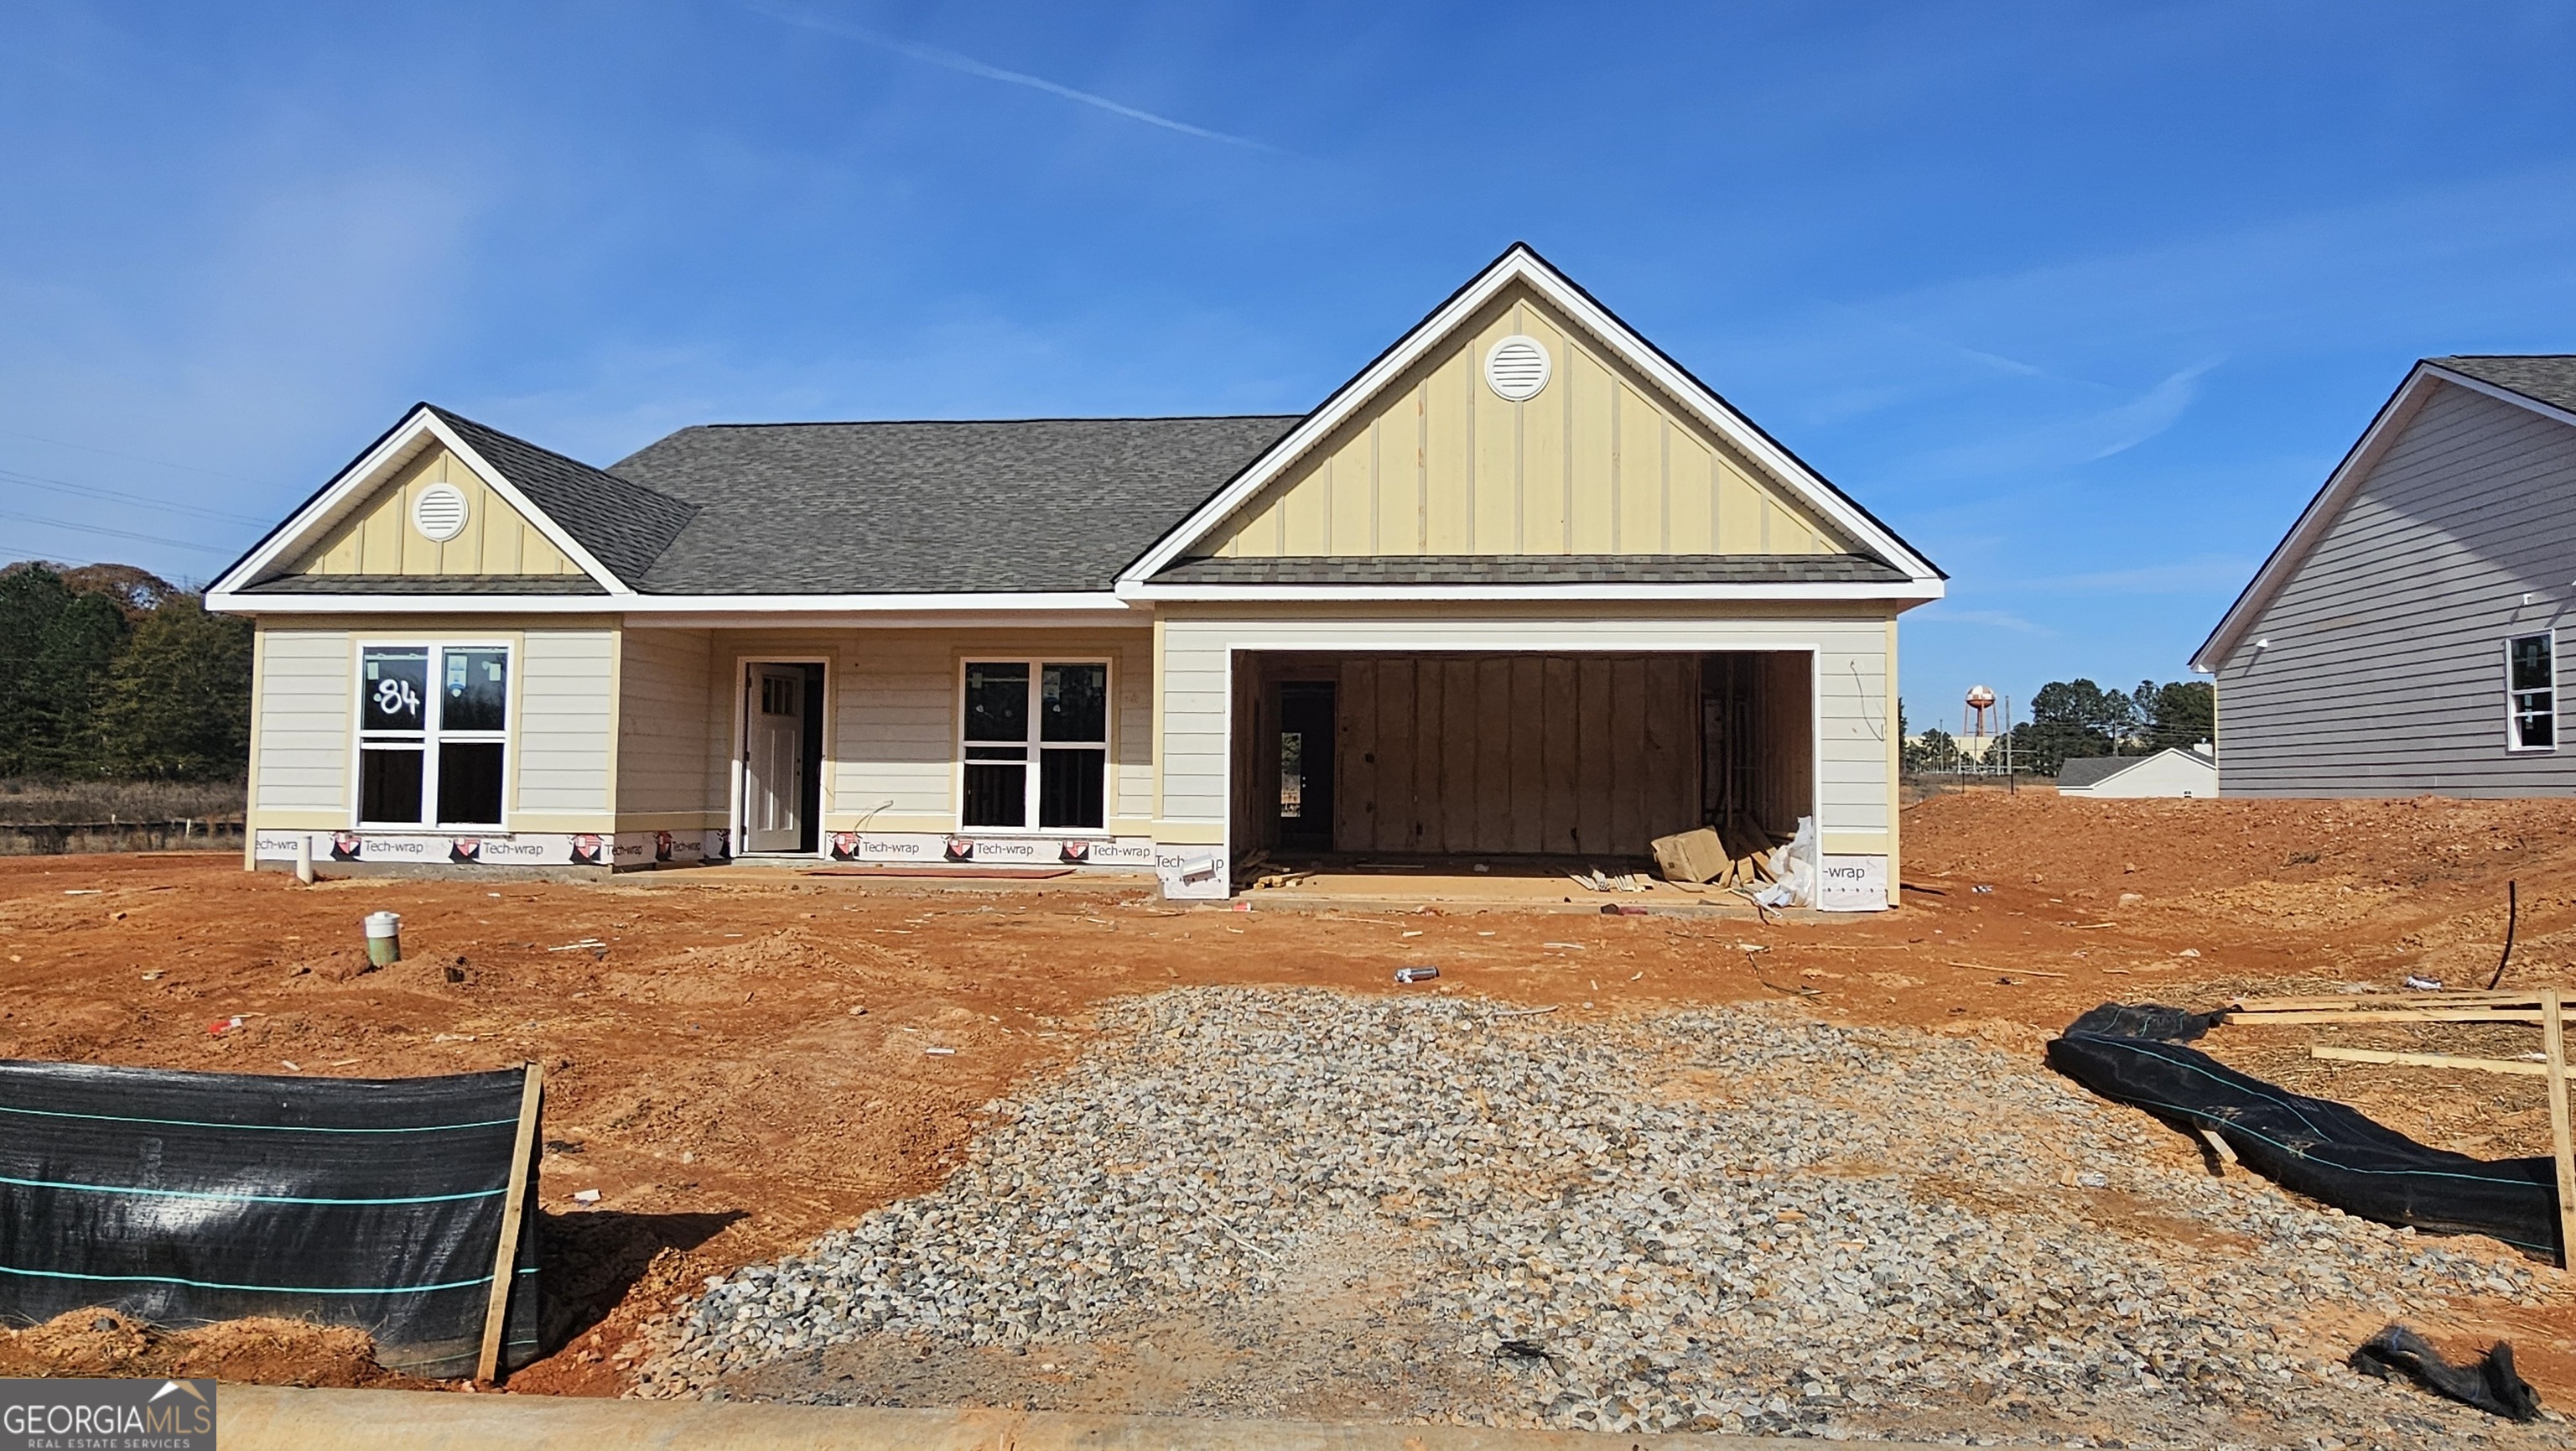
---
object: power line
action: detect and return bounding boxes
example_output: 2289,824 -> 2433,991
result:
0,467 -> 274,527
0,423 -> 274,484
0,507 -> 238,554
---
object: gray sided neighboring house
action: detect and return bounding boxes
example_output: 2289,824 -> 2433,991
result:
2195,356 -> 2576,796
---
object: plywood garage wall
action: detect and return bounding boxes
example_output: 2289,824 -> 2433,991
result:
1329,653 -> 1701,857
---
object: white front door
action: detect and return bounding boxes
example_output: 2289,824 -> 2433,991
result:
745,666 -> 807,853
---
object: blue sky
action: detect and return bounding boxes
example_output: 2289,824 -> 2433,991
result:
7,3 -> 2576,731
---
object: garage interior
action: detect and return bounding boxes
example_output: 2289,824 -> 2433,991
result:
1228,651 -> 1813,872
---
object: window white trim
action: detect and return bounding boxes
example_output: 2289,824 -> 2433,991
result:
2506,629 -> 2556,754
954,657 -> 1114,836
350,640 -> 517,830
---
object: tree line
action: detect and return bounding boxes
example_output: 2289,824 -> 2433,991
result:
1904,677 -> 2215,776
0,562 -> 252,780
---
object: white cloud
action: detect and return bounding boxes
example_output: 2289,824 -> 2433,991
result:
745,3 -> 1278,151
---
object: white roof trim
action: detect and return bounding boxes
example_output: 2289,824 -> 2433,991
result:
205,589 -> 1145,617
2189,362 -> 2576,673
208,406 -> 632,598
1120,244 -> 1941,587
1118,580 -> 1942,604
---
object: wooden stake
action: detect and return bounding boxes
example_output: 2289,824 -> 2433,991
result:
2543,991 -> 2576,1272
2195,1126 -> 2238,1170
477,1063 -> 544,1384
2310,1045 -> 2548,1077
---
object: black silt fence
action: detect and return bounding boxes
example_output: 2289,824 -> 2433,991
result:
0,1060 -> 540,1377
2048,1030 -> 2562,1261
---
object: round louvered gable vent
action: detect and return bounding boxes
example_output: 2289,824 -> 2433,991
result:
1484,335 -> 1552,402
412,482 -> 470,543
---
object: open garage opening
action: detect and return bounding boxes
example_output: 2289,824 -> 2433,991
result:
1228,650 -> 1814,876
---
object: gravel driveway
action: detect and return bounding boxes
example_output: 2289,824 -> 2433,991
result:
636,987 -> 2566,1446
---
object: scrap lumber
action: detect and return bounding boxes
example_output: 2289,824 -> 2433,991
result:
2232,991 -> 2550,1012
2220,1007 -> 2546,1026
2196,1126 -> 2238,1169
2309,1046 -> 2548,1077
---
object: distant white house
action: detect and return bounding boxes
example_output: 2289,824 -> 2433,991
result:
2055,746 -> 2217,798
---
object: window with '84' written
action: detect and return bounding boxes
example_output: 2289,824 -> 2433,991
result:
359,645 -> 511,826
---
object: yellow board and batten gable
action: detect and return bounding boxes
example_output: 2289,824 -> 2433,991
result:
290,445 -> 584,579
1206,285 -> 1846,560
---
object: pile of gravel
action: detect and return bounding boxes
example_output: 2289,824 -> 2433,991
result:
637,988 -> 2562,1445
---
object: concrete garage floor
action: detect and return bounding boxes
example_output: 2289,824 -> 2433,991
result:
1239,855 -> 1751,914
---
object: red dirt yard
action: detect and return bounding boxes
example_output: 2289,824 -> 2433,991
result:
3,791 -> 2573,1405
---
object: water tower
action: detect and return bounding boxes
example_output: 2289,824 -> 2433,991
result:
1965,684 -> 1997,741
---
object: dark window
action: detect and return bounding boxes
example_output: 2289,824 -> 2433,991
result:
361,648 -> 429,733
963,762 -> 1026,827
1041,663 -> 1107,741
964,663 -> 1030,741
361,748 -> 423,824
962,661 -> 1107,831
437,742 -> 506,825
358,644 -> 509,826
440,648 -> 508,732
1039,748 -> 1106,829
2511,633 -> 2554,750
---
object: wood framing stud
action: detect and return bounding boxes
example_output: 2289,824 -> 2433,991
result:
2544,991 -> 2576,1272
478,1062 -> 545,1383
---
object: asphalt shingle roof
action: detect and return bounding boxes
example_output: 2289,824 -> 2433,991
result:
609,417 -> 1301,595
2432,356 -> 2576,415
1151,554 -> 1908,586
428,408 -> 699,585
2054,756 -> 2137,790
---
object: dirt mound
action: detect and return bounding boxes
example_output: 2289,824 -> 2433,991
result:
0,1308 -> 420,1387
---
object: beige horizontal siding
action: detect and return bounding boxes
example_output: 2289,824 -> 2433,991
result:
618,628 -> 718,818
253,629 -> 351,814
515,631 -> 616,814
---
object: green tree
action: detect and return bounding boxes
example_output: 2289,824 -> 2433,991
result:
2142,679 -> 2215,750
2014,677 -> 2135,772
96,592 -> 252,779
1903,726 -> 1959,772
0,564 -> 130,775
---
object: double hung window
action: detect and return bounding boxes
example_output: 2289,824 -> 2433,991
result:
2508,632 -> 2555,752
358,645 -> 510,826
960,661 -> 1108,830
